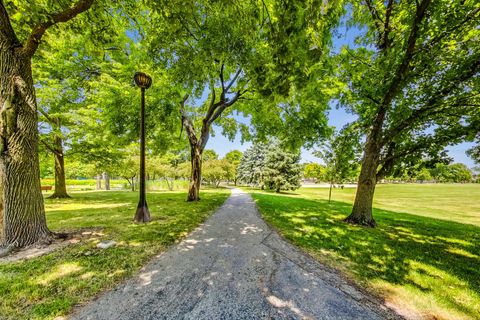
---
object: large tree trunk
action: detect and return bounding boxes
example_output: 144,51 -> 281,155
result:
187,145 -> 202,201
104,172 -> 110,190
96,174 -> 102,190
345,140 -> 379,227
0,179 -> 4,245
0,49 -> 51,247
49,128 -> 70,199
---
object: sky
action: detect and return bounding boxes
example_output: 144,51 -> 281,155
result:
207,21 -> 476,168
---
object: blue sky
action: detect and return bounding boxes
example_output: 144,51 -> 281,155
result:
208,21 -> 476,168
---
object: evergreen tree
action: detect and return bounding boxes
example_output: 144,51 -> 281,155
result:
237,143 -> 268,188
263,142 -> 302,192
238,141 -> 302,192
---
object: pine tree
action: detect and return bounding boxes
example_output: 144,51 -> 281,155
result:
237,143 -> 267,188
263,142 -> 302,192
237,141 -> 302,192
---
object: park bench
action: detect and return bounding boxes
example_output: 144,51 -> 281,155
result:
41,186 -> 53,192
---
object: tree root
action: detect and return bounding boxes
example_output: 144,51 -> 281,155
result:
0,244 -> 16,258
0,231 -> 73,259
48,193 -> 72,199
343,215 -> 376,227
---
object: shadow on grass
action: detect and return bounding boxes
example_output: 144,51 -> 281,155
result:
251,192 -> 480,319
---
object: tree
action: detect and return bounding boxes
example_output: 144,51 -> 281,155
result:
148,0 -> 344,201
449,163 -> 472,183
237,143 -> 268,189
303,163 -> 326,183
34,27 -> 114,198
315,126 -> 361,202
147,1 -> 258,201
202,150 -> 218,162
263,143 -> 302,193
0,0 -> 94,249
39,116 -> 71,198
238,141 -> 301,192
203,159 -> 235,187
430,163 -> 472,183
115,152 -> 138,192
156,164 -> 177,191
225,150 -> 242,185
415,168 -> 432,183
179,74 -> 247,201
338,0 -> 480,226
225,150 -> 242,163
467,143 -> 480,165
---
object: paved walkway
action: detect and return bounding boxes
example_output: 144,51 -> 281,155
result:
72,189 -> 398,320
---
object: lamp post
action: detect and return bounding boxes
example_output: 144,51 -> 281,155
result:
133,72 -> 152,223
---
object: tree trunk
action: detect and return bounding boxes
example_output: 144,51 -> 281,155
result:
104,172 -> 110,190
187,145 -> 202,201
166,178 -> 174,191
345,142 -> 379,227
96,174 -> 102,190
328,181 -> 333,203
0,49 -> 51,247
0,179 -> 4,245
49,129 -> 70,199
126,177 -> 135,192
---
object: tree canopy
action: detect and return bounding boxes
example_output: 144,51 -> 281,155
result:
1,0 -> 478,250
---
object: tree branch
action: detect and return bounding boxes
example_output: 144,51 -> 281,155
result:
364,0 -> 384,36
179,94 -> 198,147
38,108 -> 55,124
417,7 -> 480,55
0,0 -> 21,48
178,14 -> 199,41
204,83 -> 219,122
381,0 -> 431,108
225,90 -> 242,107
23,0 -> 94,57
382,57 -> 480,145
381,0 -> 394,50
39,137 -> 56,154
220,63 -> 226,100
225,68 -> 242,93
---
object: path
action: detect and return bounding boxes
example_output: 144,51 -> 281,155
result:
72,189 -> 398,320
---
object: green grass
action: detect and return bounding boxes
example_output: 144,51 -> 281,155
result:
40,179 -> 191,191
299,184 -> 480,226
249,184 -> 480,320
0,189 -> 230,320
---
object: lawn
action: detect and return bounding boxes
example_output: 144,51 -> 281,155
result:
40,179 -> 190,191
249,184 -> 480,320
0,189 -> 230,320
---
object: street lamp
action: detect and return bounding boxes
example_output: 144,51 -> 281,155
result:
133,72 -> 152,223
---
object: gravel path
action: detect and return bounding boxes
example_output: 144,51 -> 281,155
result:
72,188 -> 399,320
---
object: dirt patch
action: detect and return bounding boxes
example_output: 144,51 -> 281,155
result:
0,228 -> 104,264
